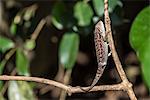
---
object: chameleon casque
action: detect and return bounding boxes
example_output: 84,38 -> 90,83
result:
81,20 -> 109,92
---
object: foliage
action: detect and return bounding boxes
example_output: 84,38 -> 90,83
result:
59,33 -> 79,69
8,81 -> 35,100
24,39 -> 36,51
0,4 -> 37,99
93,0 -> 122,16
74,1 -> 93,26
129,6 -> 150,89
0,36 -> 14,53
51,2 -> 66,30
0,0 -> 122,99
16,48 -> 30,76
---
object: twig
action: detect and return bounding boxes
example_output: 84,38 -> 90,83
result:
0,48 -> 16,71
60,69 -> 72,100
30,16 -> 51,41
31,18 -> 46,40
104,0 -> 137,99
0,75 -> 126,94
0,75 -> 69,91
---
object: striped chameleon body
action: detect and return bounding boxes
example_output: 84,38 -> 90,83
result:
81,21 -> 108,92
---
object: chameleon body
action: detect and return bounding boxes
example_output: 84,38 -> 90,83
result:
81,21 -> 108,91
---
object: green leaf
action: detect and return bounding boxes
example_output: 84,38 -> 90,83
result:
93,0 -> 122,16
8,81 -> 35,100
23,5 -> 37,21
129,6 -> 150,88
93,0 -> 104,16
51,2 -> 76,30
24,39 -> 36,51
109,0 -> 122,12
59,33 -> 79,69
51,2 -> 65,30
16,48 -> 30,76
0,36 -> 14,52
10,23 -> 17,35
74,1 -> 93,26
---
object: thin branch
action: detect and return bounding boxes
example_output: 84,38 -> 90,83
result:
31,18 -> 46,40
30,16 -> 51,41
103,0 -> 137,99
0,48 -> 16,70
60,69 -> 72,100
4,48 -> 16,63
0,75 -> 125,94
0,75 -> 69,92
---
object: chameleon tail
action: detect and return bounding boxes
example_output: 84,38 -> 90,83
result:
80,65 -> 106,92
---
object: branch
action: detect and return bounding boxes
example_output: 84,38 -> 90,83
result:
31,18 -> 46,40
0,75 -> 125,94
104,0 -> 137,99
31,16 -> 51,41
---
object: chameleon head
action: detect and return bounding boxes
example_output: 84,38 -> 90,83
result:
95,21 -> 106,38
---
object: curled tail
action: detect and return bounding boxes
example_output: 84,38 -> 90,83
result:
80,64 -> 106,92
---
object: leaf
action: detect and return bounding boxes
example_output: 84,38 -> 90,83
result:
10,23 -> 17,35
93,0 -> 104,16
109,0 -> 122,12
59,33 -> 79,69
0,36 -> 14,52
93,0 -> 122,16
51,2 -> 76,30
129,6 -> 150,88
24,39 -> 36,51
8,81 -> 35,100
51,2 -> 65,30
23,5 -> 37,21
74,1 -> 93,26
16,48 -> 30,76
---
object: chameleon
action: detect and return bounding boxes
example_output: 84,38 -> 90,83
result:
80,20 -> 109,92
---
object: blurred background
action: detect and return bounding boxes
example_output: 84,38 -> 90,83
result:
0,0 -> 149,99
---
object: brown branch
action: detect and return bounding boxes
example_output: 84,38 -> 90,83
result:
104,0 -> 137,99
0,75 -> 126,94
31,18 -> 46,40
30,16 -> 51,41
60,69 -> 72,100
0,75 -> 69,92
